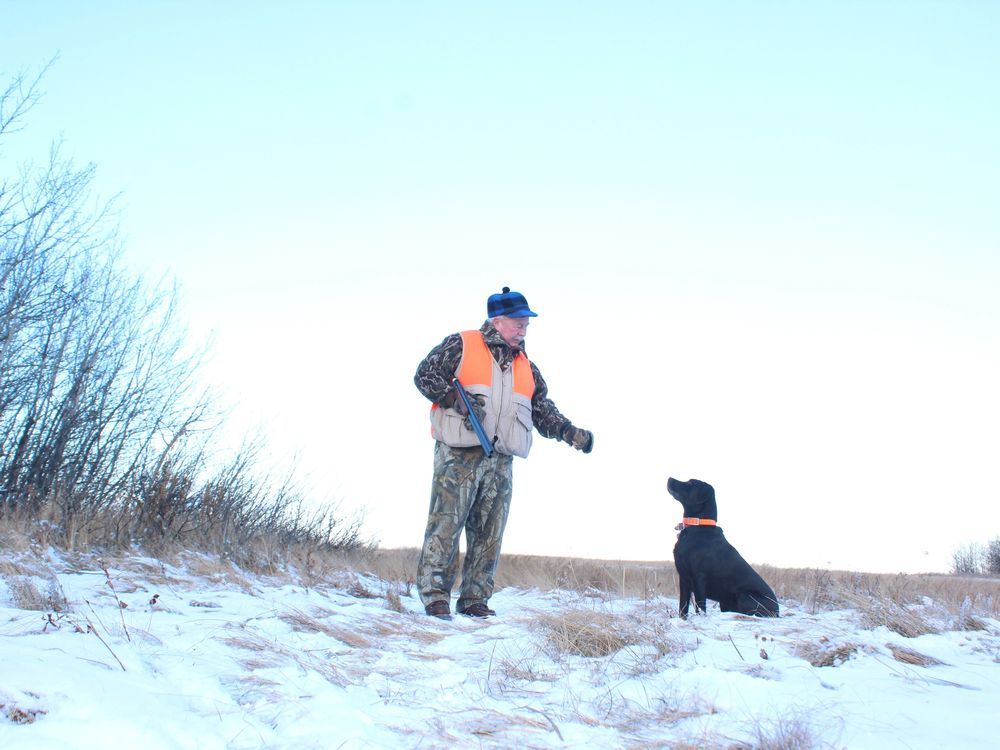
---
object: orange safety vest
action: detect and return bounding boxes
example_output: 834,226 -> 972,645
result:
429,330 -> 536,457
455,330 -> 535,399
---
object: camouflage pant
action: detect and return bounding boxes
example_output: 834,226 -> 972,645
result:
417,442 -> 514,609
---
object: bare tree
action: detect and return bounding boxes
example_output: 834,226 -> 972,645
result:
1,64 -> 364,556
0,64 -> 213,536
951,543 -> 983,576
984,537 -> 1000,577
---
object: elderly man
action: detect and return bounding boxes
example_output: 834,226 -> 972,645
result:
414,287 -> 594,619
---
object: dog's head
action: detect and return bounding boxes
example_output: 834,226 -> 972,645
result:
667,477 -> 718,521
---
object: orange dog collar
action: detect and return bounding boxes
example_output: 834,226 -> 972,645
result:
681,517 -> 717,527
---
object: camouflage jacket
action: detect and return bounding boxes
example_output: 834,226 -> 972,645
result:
415,321 -> 576,443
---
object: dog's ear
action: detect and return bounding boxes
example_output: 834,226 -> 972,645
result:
690,479 -> 715,495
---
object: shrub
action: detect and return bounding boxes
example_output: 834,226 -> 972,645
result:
0,65 -> 364,562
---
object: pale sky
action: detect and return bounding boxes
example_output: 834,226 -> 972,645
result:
5,2 -> 998,574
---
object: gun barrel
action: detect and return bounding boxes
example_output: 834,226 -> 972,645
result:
452,379 -> 494,457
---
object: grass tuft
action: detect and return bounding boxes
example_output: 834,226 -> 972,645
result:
3,574 -> 69,612
384,584 -> 407,613
1,703 -> 48,725
793,638 -> 867,668
277,607 -> 373,648
746,711 -> 828,750
838,591 -> 941,638
536,608 -> 636,658
886,643 -> 945,666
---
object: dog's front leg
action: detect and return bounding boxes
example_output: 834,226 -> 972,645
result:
678,575 -> 692,619
693,572 -> 709,615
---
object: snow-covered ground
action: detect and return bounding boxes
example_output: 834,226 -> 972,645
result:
2,552 -> 999,749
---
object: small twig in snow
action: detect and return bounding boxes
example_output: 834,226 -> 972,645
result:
99,559 -> 131,642
522,706 -> 564,741
86,618 -> 127,672
729,634 -> 745,661
486,641 -> 497,695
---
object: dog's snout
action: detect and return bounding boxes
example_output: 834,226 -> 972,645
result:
667,476 -> 689,500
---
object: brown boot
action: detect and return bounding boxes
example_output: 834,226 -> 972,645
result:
457,602 -> 496,618
425,600 -> 452,620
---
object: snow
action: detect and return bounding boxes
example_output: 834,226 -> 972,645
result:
2,552 -> 999,749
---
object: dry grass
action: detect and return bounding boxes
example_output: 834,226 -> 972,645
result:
408,628 -> 449,646
496,654 -> 560,684
0,557 -> 43,579
793,638 -> 868,667
1,702 -> 48,725
604,691 -> 712,734
958,613 -> 989,631
227,674 -> 283,708
356,549 -> 1000,622
384,584 -> 406,613
189,599 -> 222,608
623,614 -> 693,675
535,608 -> 637,658
782,566 -> 1000,620
359,617 -> 411,641
954,597 -> 991,631
501,553 -> 678,599
644,741 -> 733,750
343,546 -> 419,589
223,629 -> 348,687
745,713 -> 825,750
181,554 -> 258,591
3,574 -> 69,612
833,589 -> 940,637
363,548 -> 680,599
277,607 -> 373,648
886,643 -> 945,666
310,569 -> 383,599
1,522 -> 998,626
463,708 -> 554,740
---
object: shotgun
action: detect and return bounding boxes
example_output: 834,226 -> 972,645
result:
452,378 -> 493,457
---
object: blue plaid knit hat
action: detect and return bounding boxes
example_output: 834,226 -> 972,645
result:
487,287 -> 538,318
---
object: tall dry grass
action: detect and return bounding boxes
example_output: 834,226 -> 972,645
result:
0,494 -> 369,580
3,519 -> 998,622
358,548 -> 1000,620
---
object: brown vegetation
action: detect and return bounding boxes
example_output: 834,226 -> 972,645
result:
2,573 -> 68,612
886,643 -> 945,667
1,67 -> 365,565
535,608 -> 637,658
362,548 -> 1000,620
793,638 -> 868,668
1,703 -> 47,725
746,713 -> 825,750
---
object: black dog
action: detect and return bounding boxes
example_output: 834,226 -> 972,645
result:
668,477 -> 779,618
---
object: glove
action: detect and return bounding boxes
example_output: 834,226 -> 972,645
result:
439,390 -> 466,415
462,392 -> 486,432
562,425 -> 594,454
440,389 -> 485,427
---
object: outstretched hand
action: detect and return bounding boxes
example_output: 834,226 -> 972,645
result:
565,426 -> 594,454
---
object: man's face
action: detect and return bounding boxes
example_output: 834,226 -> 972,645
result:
493,315 -> 530,348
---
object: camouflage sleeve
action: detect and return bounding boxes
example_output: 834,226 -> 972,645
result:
530,362 -> 575,442
414,333 -> 464,404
